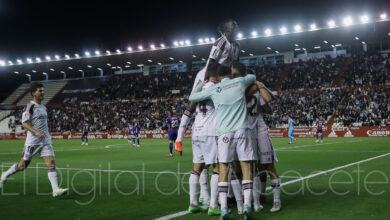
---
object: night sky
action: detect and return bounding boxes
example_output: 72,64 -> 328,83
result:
0,0 -> 388,60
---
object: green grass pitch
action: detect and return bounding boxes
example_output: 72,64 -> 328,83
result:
0,137 -> 389,220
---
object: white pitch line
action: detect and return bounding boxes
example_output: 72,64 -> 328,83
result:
276,140 -> 362,151
278,149 -> 390,153
154,151 -> 390,220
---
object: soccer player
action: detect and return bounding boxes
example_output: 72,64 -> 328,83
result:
189,65 -> 256,220
287,115 -> 297,144
81,120 -> 89,145
165,113 -> 180,157
315,117 -> 324,143
188,71 -> 220,215
132,120 -> 141,147
0,83 -> 68,197
243,67 -> 281,213
127,122 -> 133,144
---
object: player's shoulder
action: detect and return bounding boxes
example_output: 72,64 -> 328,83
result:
213,36 -> 228,49
23,101 -> 35,114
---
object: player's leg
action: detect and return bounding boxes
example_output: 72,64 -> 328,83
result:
42,156 -> 68,197
230,161 -> 244,214
218,162 -> 230,219
136,136 -> 140,147
288,130 -> 292,143
85,133 -> 88,145
188,163 -> 205,213
208,163 -> 220,215
199,166 -> 210,207
81,134 -> 85,145
132,134 -> 136,146
315,131 -> 319,143
258,164 -> 267,203
175,103 -> 196,152
266,163 -> 281,212
167,132 -> 174,156
252,162 -> 264,212
320,131 -> 323,143
0,158 -> 30,188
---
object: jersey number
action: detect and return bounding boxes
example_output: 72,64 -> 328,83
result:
199,102 -> 208,116
171,119 -> 179,128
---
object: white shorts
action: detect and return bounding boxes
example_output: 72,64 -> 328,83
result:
192,136 -> 218,165
218,129 -> 255,163
22,144 -> 55,161
256,132 -> 278,164
250,129 -> 259,161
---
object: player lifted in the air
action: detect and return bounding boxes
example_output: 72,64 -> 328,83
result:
287,114 -> 297,144
189,65 -> 257,220
81,120 -> 89,146
164,113 -> 180,157
315,117 -> 324,143
0,83 -> 68,197
132,120 -> 141,147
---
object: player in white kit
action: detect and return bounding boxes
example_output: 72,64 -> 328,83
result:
0,83 -> 68,197
245,70 -> 281,213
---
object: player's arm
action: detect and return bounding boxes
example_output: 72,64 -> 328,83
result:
256,82 -> 272,103
22,122 -> 44,137
189,83 -> 212,103
245,84 -> 258,100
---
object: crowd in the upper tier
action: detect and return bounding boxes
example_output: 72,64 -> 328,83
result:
6,52 -> 390,132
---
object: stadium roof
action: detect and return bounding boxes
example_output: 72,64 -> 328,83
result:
1,18 -> 390,80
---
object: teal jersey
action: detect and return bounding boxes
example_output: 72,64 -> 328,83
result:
189,74 -> 256,135
288,118 -> 294,130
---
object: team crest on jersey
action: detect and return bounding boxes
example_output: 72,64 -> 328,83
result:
223,137 -> 229,143
216,87 -> 222,93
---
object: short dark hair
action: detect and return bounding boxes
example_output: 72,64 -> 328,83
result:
217,65 -> 231,77
30,83 -> 43,96
217,19 -> 238,34
231,62 -> 247,77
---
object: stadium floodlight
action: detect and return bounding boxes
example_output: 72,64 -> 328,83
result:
266,47 -> 271,50
127,47 -> 133,52
75,53 -> 80,58
17,59 -> 23,64
137,64 -> 144,67
280,27 -> 287,34
45,56 -> 51,61
0,60 -> 5,66
294,43 -> 299,47
112,67 -> 116,69
173,41 -> 179,46
192,55 -> 197,58
68,67 -> 73,69
138,46 -> 143,50
360,15 -> 369,23
60,71 -> 65,73
169,57 -> 174,60
310,23 -> 317,30
97,68 -> 102,71
116,49 -> 121,54
314,46 -> 321,49
95,51 -> 100,55
324,40 -> 328,44
55,55 -> 60,60
237,33 -> 243,39
388,33 -> 390,36
32,70 -> 37,73
85,51 -> 91,57
294,25 -> 302,32
362,41 -> 366,45
50,68 -> 55,71
205,38 -> 210,43
106,50 -> 111,55
157,62 -> 162,65
107,63 -> 111,66
201,58 -> 206,61
160,43 -> 165,48
249,53 -> 254,56
8,61 -> 13,65
355,36 -> 359,40
87,65 -> 92,68
179,41 -> 184,46
251,31 -> 258,37
241,50 -> 245,53
343,16 -> 353,26
275,51 -> 279,54
179,60 -> 183,63
211,37 -> 215,42
150,44 -> 155,49
264,28 -> 272,36
331,45 -> 335,48
125,65 -> 130,68
198,38 -> 204,44
147,59 -> 152,63
303,48 -> 307,51
335,43 -> 342,47
27,58 -> 33,63
78,69 -> 83,72
42,72 -> 47,75
65,54 -> 70,59
294,48 -> 301,51
328,20 -> 336,28
14,71 -> 19,74
35,57 -> 41,62
126,61 -> 131,64
185,40 -> 191,45
380,13 -> 387,20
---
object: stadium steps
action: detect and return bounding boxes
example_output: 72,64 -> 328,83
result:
0,83 -> 30,105
16,81 -> 68,106
332,57 -> 351,87
272,64 -> 290,91
0,115 -> 24,133
0,110 -> 11,122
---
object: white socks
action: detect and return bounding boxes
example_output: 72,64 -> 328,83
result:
210,172 -> 219,209
48,168 -> 59,191
176,110 -> 191,142
230,178 -> 243,210
271,178 -> 281,203
253,176 -> 261,207
199,168 -> 210,202
242,180 -> 253,207
189,170 -> 200,205
2,164 -> 20,180
218,182 -> 229,210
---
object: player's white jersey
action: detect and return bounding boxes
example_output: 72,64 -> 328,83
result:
191,35 -> 240,92
247,91 -> 267,133
22,101 -> 52,145
192,81 -> 218,137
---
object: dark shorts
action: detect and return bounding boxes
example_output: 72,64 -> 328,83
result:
168,131 -> 178,141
